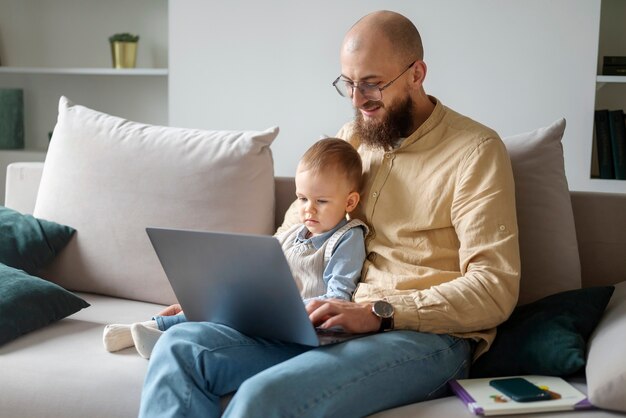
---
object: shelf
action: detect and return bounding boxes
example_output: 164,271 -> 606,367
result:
597,75 -> 626,83
596,75 -> 626,90
588,178 -> 626,194
0,67 -> 168,76
0,149 -> 48,156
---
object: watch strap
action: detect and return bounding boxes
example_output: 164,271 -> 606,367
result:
378,316 -> 394,332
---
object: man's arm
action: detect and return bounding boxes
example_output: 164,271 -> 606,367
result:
307,298 -> 380,333
356,137 -> 521,334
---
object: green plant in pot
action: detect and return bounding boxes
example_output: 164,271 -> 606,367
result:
109,33 -> 140,68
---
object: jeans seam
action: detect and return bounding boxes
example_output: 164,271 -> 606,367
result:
181,354 -> 194,418
291,334 -> 466,416
425,340 -> 469,399
182,342 -> 254,417
191,337 -> 305,406
181,339 -> 269,417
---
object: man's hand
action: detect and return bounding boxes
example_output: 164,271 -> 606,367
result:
158,303 -> 183,316
306,299 -> 380,334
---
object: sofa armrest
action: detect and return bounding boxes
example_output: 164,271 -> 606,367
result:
5,162 -> 44,215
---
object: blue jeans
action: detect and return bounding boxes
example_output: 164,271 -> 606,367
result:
154,313 -> 187,331
139,322 -> 473,418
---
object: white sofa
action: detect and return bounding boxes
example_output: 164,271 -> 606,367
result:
1,98 -> 625,417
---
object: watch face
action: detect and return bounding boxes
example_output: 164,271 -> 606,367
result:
373,300 -> 394,318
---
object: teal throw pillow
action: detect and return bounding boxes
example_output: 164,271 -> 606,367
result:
0,205 -> 75,275
471,286 -> 615,378
0,263 -> 90,346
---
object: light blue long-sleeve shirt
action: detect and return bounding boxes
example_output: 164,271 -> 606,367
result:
292,219 -> 366,303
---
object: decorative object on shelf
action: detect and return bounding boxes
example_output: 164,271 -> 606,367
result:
0,88 -> 25,149
109,33 -> 139,69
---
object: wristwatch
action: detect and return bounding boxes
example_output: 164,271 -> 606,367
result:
371,300 -> 394,332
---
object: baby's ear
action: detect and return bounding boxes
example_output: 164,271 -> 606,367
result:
345,191 -> 360,213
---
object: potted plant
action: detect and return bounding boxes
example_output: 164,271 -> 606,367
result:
109,33 -> 140,69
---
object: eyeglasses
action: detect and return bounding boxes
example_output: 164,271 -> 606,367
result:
332,61 -> 417,102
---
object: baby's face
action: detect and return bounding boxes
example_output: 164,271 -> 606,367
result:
294,166 -> 355,236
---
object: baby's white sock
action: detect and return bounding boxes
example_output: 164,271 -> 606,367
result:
131,322 -> 163,359
103,320 -> 157,352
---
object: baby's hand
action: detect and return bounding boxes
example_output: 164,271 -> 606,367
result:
158,304 -> 183,316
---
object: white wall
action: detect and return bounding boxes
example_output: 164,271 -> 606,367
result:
0,0 -> 168,68
169,0 -> 605,192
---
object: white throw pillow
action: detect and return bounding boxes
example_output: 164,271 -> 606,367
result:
502,118 -> 581,305
34,96 -> 278,305
586,280 -> 626,412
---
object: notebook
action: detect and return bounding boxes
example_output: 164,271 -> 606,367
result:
146,227 -> 362,346
449,375 -> 593,416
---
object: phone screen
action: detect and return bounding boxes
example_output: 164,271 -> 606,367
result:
489,378 -> 552,402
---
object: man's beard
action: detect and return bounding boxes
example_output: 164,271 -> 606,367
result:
353,95 -> 414,151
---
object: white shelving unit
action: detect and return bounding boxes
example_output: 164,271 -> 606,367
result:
596,75 -> 626,90
590,0 -> 626,192
0,0 -> 168,204
0,67 -> 168,76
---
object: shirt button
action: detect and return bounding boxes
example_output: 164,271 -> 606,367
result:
385,153 -> 392,159
499,225 -> 506,231
368,253 -> 376,261
372,191 -> 378,198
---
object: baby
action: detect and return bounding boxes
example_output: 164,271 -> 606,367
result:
103,137 -> 368,358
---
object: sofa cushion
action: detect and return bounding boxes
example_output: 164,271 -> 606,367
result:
0,205 -> 75,275
0,293 -> 163,418
34,97 -> 278,305
470,286 -> 614,378
586,280 -> 626,412
0,263 -> 89,346
502,118 -> 581,305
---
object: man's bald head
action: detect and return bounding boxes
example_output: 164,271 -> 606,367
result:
343,11 -> 423,63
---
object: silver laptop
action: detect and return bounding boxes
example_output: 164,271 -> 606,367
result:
146,227 -> 360,346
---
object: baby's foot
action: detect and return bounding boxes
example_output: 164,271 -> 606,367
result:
131,323 -> 163,359
102,324 -> 134,352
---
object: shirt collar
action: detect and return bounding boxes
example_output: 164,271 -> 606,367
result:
294,218 -> 349,249
398,95 -> 444,149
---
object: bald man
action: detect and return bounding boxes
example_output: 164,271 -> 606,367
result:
139,11 -> 520,418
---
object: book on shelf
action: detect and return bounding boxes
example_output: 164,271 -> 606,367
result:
608,109 -> 626,180
594,109 -> 615,179
602,56 -> 626,75
590,126 -> 600,178
449,375 -> 592,416
603,56 -> 626,66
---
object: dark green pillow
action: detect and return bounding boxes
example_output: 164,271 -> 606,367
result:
471,286 -> 614,378
0,205 -> 75,275
0,263 -> 90,346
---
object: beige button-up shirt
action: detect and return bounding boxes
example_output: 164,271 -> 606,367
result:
280,98 -> 520,358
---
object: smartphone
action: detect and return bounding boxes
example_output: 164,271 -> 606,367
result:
489,377 -> 552,402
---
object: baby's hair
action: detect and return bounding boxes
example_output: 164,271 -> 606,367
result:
299,138 -> 363,191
